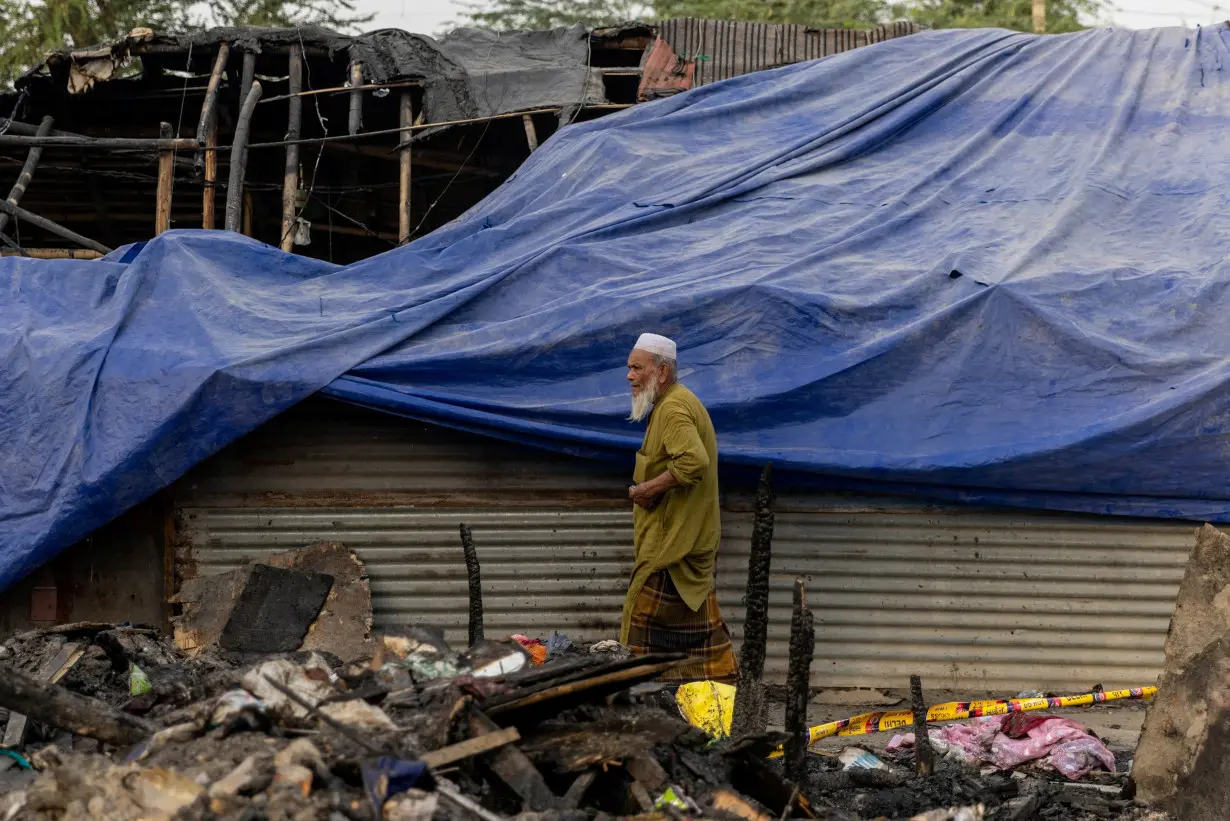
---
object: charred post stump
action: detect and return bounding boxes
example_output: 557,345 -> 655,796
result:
731,462 -> 774,738
910,674 -> 934,776
460,523 -> 484,646
783,577 -> 814,784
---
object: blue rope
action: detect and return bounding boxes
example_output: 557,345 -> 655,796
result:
0,748 -> 31,769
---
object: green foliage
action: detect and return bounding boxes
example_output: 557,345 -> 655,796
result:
0,0 -> 373,91
0,0 -> 191,88
898,0 -> 1105,33
454,0 -> 650,30
455,0 -> 1109,32
651,0 -> 888,27
209,0 -> 374,31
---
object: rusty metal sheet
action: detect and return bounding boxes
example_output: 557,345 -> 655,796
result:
174,400 -> 1195,689
638,37 -> 696,101
655,19 -> 919,88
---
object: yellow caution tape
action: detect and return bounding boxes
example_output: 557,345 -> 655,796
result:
675,682 -> 1158,754
806,686 -> 1158,744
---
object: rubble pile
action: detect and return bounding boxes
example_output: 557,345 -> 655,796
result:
0,536 -> 1185,821
0,618 -> 1170,821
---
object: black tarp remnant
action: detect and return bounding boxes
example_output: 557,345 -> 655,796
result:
19,24 -> 611,131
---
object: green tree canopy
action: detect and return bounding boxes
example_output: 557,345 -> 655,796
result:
0,0 -> 373,90
454,0 -> 1108,33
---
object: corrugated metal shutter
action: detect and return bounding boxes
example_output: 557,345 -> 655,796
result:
175,399 -> 1193,690
654,19 -> 920,88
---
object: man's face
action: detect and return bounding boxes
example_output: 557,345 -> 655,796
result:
627,348 -> 659,396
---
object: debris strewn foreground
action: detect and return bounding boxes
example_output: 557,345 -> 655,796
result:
0,622 -> 1168,821
0,544 -> 1174,821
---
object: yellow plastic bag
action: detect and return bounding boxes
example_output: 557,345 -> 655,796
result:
674,680 -> 736,738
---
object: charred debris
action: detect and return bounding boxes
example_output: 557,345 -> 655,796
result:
0,23 -> 658,262
0,471 -> 1184,821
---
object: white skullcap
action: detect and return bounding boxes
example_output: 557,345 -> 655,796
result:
633,333 -> 677,360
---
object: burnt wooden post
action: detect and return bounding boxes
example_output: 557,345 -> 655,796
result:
196,43 -> 230,228
155,122 -> 175,234
398,91 -> 413,244
783,577 -> 814,784
280,46 -> 303,252
0,115 -> 53,236
225,81 -> 263,233
731,462 -> 774,738
0,200 -> 111,254
910,674 -> 935,776
460,523 -> 484,646
348,62 -> 364,136
239,49 -> 257,108
0,662 -> 153,747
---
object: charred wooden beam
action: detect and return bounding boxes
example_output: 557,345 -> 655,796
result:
0,118 -> 73,138
0,134 -> 196,151
0,661 -> 154,747
203,128 -> 219,229
239,50 -> 257,110
398,91 -> 413,244
194,42 -> 230,174
155,122 -> 175,234
783,577 -> 814,783
280,45 -> 303,253
225,81 -> 263,233
910,674 -> 934,777
731,462 -> 774,738
0,115 -> 53,236
348,62 -> 364,136
0,200 -> 111,254
460,523 -> 484,647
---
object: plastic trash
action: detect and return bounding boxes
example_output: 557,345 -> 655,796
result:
675,680 -> 736,739
384,788 -> 439,821
473,651 -> 528,678
361,757 -> 431,816
655,785 -> 700,813
546,631 -> 572,656
839,746 -> 889,771
129,664 -> 153,696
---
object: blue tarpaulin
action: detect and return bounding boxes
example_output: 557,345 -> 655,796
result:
5,24 -> 1230,590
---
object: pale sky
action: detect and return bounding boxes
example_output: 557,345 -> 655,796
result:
354,0 -> 1229,37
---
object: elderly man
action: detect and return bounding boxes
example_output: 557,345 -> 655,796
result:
621,333 -> 737,683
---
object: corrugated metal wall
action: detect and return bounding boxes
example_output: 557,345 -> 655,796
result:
175,398 -> 1194,690
655,19 -> 920,87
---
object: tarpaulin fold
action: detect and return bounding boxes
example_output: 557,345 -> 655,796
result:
5,24 -> 1230,589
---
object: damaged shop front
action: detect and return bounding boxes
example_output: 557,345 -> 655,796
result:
155,398 -> 1192,693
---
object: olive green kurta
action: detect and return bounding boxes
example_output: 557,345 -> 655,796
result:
620,382 -> 721,643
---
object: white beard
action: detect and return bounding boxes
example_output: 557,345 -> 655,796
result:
629,379 -> 659,422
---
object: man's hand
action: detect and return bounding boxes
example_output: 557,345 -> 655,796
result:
628,471 -> 680,510
629,482 -> 661,510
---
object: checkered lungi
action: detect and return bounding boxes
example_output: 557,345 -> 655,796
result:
625,570 -> 738,684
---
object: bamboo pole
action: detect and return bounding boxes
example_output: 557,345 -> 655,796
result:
0,118 -> 72,137
259,79 -> 421,105
280,46 -> 303,252
348,62 -> 364,136
0,134 -> 196,151
0,248 -> 103,259
0,200 -> 111,254
225,81 -> 262,233
398,91 -> 413,244
522,113 -> 539,152
155,122 -> 174,234
203,129 -> 218,229
0,115 -> 53,236
194,42 -> 230,173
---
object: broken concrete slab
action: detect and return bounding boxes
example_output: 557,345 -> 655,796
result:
171,541 -> 373,661
1134,523 -> 1230,813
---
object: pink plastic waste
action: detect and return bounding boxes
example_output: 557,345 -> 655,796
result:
887,714 -> 1115,780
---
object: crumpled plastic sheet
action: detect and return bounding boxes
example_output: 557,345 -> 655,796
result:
888,715 -> 1116,780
